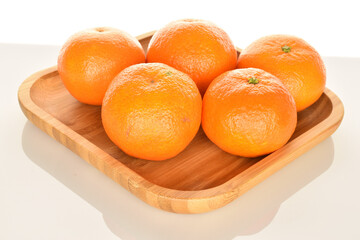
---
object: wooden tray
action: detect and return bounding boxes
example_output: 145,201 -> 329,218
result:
18,31 -> 344,214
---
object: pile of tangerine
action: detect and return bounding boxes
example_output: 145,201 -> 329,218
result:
58,19 -> 326,161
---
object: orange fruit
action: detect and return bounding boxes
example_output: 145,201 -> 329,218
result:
146,19 -> 237,95
102,63 -> 202,161
237,34 -> 326,112
58,27 -> 145,105
202,68 -> 297,157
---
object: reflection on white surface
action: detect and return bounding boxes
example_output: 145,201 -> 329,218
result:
22,121 -> 334,240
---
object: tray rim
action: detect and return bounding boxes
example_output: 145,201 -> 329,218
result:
18,32 -> 344,213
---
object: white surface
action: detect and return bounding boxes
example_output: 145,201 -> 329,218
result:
1,0 -> 360,57
1,1 -> 360,239
1,45 -> 360,240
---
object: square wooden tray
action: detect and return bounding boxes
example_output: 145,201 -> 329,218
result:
18,31 -> 344,213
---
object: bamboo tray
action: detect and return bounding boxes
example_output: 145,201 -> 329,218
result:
18,31 -> 344,213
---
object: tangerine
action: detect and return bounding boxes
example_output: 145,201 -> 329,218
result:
202,68 -> 297,157
102,63 -> 202,161
147,19 -> 237,95
58,27 -> 145,105
237,34 -> 326,111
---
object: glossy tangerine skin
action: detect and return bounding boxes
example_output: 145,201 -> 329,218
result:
237,34 -> 326,112
202,68 -> 297,158
58,27 -> 145,105
102,63 -> 202,161
146,19 -> 238,95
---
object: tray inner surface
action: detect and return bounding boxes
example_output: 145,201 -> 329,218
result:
29,71 -> 332,191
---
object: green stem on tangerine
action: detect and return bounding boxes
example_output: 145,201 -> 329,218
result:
248,77 -> 259,84
282,45 -> 291,53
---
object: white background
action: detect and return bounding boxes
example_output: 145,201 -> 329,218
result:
1,0 -> 360,240
1,0 -> 360,57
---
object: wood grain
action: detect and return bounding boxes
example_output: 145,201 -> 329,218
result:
18,31 -> 344,213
